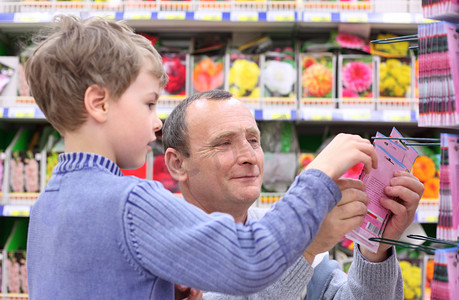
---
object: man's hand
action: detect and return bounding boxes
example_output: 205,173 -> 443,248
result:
306,134 -> 378,181
303,178 -> 369,264
175,284 -> 203,300
360,171 -> 424,262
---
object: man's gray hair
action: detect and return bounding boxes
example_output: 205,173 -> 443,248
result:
163,89 -> 233,157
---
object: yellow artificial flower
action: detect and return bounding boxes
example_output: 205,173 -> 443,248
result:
393,85 -> 405,97
229,59 -> 260,91
380,63 -> 388,80
249,87 -> 260,98
386,58 -> 402,69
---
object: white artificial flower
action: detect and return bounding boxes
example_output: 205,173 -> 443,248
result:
263,60 -> 296,95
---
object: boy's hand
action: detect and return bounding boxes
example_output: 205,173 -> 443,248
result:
303,178 -> 368,263
360,171 -> 424,262
175,284 -> 203,300
306,133 -> 378,181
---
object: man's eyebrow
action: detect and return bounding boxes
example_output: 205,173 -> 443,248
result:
211,127 -> 260,142
246,127 -> 260,135
211,131 -> 237,142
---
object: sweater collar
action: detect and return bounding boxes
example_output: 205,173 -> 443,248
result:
55,152 -> 124,177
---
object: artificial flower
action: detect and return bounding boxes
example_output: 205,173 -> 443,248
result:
302,64 -> 333,97
193,57 -> 224,92
342,61 -> 372,93
302,56 -> 317,70
163,55 -> 186,94
336,32 -> 366,50
342,162 -> 364,179
412,155 -> 436,182
263,60 -> 296,95
423,177 -> 439,198
229,59 -> 260,92
342,88 -> 359,98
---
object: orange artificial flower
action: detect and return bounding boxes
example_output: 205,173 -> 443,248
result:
412,156 -> 436,182
422,177 -> 439,199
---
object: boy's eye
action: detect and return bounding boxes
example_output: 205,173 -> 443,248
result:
148,103 -> 156,109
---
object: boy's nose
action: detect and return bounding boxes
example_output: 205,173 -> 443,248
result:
153,118 -> 163,133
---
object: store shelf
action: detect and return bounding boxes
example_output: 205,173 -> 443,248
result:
0,8 -> 431,33
0,106 -> 45,120
3,104 -> 420,122
0,193 -> 440,221
255,193 -> 440,223
300,107 -> 418,123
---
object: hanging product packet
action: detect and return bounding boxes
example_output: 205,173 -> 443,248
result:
445,134 -> 459,239
438,133 -> 459,241
344,127 -> 418,253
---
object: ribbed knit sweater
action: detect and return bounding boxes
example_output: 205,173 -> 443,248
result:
27,152 -> 341,299
203,209 -> 403,300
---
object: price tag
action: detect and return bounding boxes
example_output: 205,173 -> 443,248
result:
425,216 -> 438,223
0,108 -> 3,118
3,205 -> 30,217
264,109 -> 291,120
301,108 -> 333,121
267,12 -> 295,22
14,12 -> 51,23
157,108 -> 172,120
382,111 -> 412,122
52,11 -> 80,19
311,114 -> 332,121
343,109 -> 371,121
194,11 -> 223,22
87,12 -> 116,20
8,107 -> 36,119
231,12 -> 258,22
158,11 -> 186,20
158,113 -> 170,120
340,12 -> 368,23
124,11 -> 152,20
382,13 -> 412,24
303,12 -> 331,23
423,18 -> 438,24
271,113 -> 291,120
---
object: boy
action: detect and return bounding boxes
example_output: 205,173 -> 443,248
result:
25,15 -> 378,299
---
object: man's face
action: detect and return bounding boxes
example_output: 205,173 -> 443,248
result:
181,98 -> 264,216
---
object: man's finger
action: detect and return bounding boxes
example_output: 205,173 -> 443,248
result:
338,189 -> 369,206
336,178 -> 365,191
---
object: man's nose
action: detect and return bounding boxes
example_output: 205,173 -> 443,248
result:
235,141 -> 258,165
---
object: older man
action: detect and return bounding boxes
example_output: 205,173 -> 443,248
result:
163,90 -> 423,299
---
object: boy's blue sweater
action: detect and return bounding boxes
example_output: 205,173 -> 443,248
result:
27,152 -> 341,299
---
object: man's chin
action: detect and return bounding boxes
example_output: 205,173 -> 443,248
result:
236,189 -> 261,203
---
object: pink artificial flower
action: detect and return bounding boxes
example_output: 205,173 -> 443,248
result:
342,61 -> 372,93
336,33 -> 365,49
342,88 -> 359,98
363,92 -> 373,98
342,162 -> 364,179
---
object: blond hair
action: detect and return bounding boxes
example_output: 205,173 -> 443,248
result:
25,15 -> 168,134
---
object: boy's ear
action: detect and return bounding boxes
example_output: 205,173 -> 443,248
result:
84,84 -> 109,123
164,148 -> 188,182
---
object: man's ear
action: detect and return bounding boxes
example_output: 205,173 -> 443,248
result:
84,84 -> 109,123
164,148 -> 188,182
